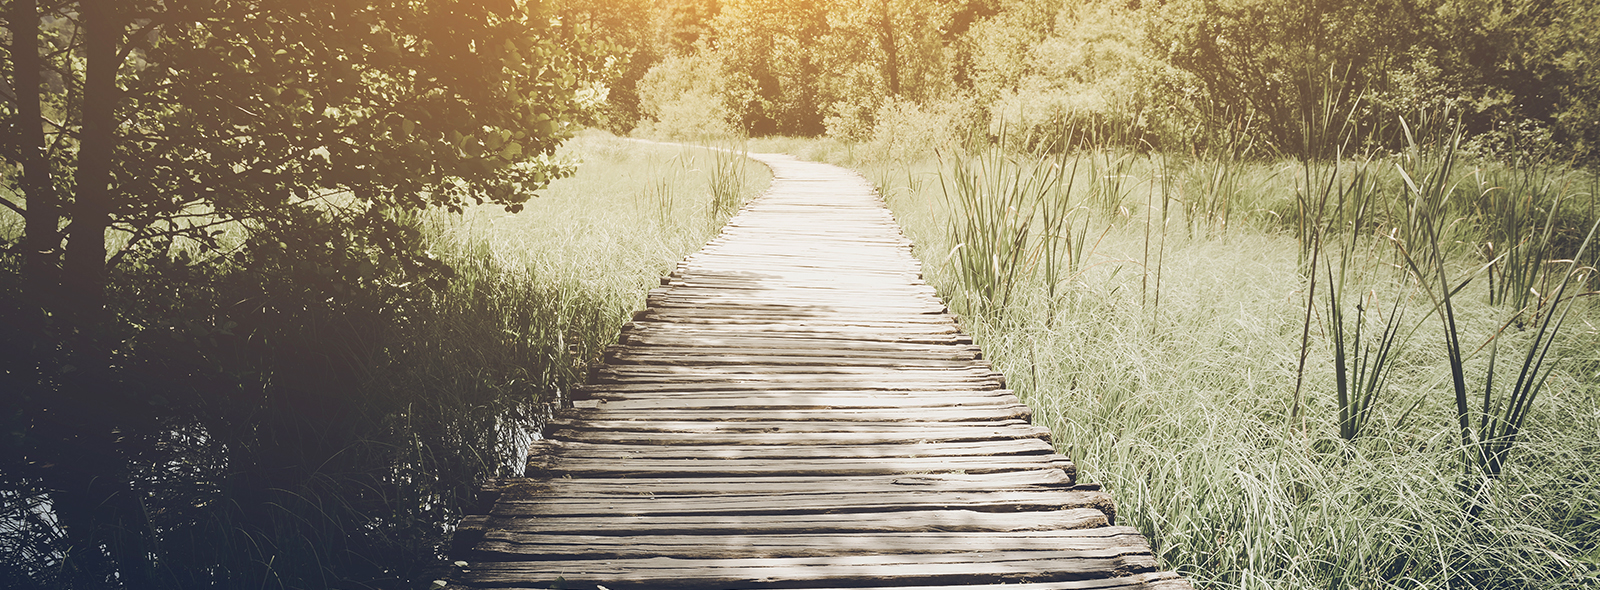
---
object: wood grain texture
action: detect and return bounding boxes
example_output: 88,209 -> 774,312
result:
450,152 -> 1189,590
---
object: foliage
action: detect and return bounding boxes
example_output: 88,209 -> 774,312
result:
635,51 -> 752,140
628,0 -> 977,138
606,0 -> 1600,165
549,0 -> 653,133
0,0 -> 614,586
0,129 -> 764,587
865,97 -> 973,163
984,1 -> 1197,152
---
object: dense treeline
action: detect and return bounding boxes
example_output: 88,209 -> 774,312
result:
608,0 -> 1600,162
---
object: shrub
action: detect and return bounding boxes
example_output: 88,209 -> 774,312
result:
635,52 -> 753,140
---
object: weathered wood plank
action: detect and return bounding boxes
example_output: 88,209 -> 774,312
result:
590,367 -> 1005,382
491,489 -> 1112,518
563,390 -> 1024,409
551,424 -> 1053,445
474,527 -> 1154,559
576,380 -> 1000,395
612,334 -> 982,355
527,438 -> 1055,460
629,312 -> 963,327
490,471 -> 1077,497
558,406 -> 1032,424
463,507 -> 1111,537
459,551 -> 1160,588
605,351 -> 985,368
526,455 -> 1075,480
545,418 -> 1036,434
766,575 -> 1194,590
619,323 -> 971,344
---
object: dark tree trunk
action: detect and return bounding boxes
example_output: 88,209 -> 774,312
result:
46,3 -> 162,587
9,0 -> 62,327
62,0 -> 119,322
879,0 -> 900,97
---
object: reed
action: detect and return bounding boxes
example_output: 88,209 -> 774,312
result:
707,142 -> 754,223
1319,156 -> 1407,440
1473,163 -> 1576,315
1470,215 -> 1598,482
935,141 -> 1079,319
853,112 -> 1600,587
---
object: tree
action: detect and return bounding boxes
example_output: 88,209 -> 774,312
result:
0,0 -> 599,585
708,0 -> 831,135
1147,0 -> 1414,155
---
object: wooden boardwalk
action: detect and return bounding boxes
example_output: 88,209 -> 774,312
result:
449,154 -> 1190,590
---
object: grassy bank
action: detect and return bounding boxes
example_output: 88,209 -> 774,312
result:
427,132 -> 769,405
0,133 -> 769,589
752,135 -> 1600,589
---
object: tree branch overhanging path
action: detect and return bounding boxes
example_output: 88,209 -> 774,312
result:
449,153 -> 1192,590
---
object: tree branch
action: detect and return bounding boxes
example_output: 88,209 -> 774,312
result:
0,195 -> 26,216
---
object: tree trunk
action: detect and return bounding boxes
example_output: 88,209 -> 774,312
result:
48,3 -> 163,587
879,0 -> 900,97
9,0 -> 62,328
62,0 -> 118,321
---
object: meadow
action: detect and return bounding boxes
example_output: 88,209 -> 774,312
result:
750,131 -> 1600,589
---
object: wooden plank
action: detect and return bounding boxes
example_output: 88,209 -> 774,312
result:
629,313 -> 962,328
646,298 -> 948,315
475,527 -> 1154,559
590,366 -> 1004,380
545,419 -> 1036,434
660,281 -> 938,297
576,383 -> 1011,398
577,380 -> 1000,395
589,375 -> 1007,391
491,471 -> 1077,497
491,489 -> 1113,518
551,424 -> 1053,445
558,393 -> 1026,411
526,455 -> 1075,479
688,573 -> 1194,590
526,439 -> 1056,460
458,551 -> 1160,588
613,334 -> 981,355
464,508 -> 1110,537
605,351 -> 984,368
619,323 -> 971,344
558,406 -> 1032,424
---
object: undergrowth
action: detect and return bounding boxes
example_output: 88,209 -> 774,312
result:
780,133 -> 1600,589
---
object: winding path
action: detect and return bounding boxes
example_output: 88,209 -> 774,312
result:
448,153 -> 1191,590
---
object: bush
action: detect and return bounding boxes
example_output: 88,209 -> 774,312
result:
865,97 -> 976,162
635,52 -> 752,140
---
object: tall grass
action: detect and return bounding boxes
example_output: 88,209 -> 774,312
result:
840,116 -> 1600,588
429,132 -> 769,405
936,143 -> 1081,319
